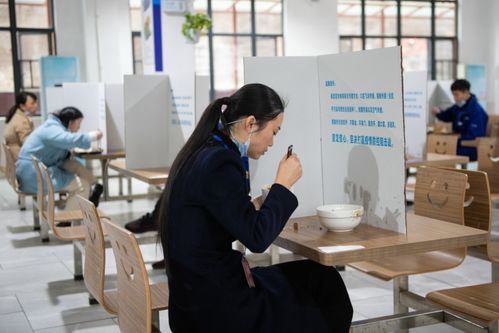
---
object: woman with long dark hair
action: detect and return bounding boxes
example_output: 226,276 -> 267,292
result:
4,92 -> 38,160
16,106 -> 104,209
160,83 -> 353,332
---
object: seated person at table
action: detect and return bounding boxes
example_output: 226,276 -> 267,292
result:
159,83 -> 353,333
4,92 -> 38,160
16,107 -> 104,209
432,79 -> 488,161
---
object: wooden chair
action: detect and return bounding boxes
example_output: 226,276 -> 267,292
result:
103,219 -> 168,333
349,167 -> 468,314
32,156 -> 107,279
427,133 -> 459,155
441,168 -> 492,259
2,143 -> 37,219
477,138 -> 499,201
487,114 -> 499,138
426,171 -> 499,332
76,195 -> 117,314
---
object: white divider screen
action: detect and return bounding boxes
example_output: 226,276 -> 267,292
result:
104,84 -> 125,152
403,71 -> 428,160
62,83 -> 107,152
245,47 -> 406,233
124,75 -> 171,169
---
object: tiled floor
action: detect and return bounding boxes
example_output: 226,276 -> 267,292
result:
0,176 -> 495,332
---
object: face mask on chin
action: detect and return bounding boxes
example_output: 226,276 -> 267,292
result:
456,100 -> 466,107
231,131 -> 252,157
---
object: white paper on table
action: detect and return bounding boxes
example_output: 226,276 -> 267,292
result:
318,245 -> 366,253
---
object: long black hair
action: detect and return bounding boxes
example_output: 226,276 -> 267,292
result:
53,106 -> 84,128
159,83 -> 284,270
5,92 -> 37,123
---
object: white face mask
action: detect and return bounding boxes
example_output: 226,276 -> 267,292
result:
456,100 -> 466,107
226,118 -> 254,156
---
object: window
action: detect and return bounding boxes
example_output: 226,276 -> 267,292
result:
129,0 -> 143,74
338,0 -> 457,80
194,0 -> 283,99
0,0 -> 56,116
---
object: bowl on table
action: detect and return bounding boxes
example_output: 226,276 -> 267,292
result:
316,204 -> 364,232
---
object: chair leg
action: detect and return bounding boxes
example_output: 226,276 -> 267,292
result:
40,219 -> 50,242
394,276 -> 409,333
493,262 -> 499,282
73,242 -> 83,280
18,194 -> 26,211
127,177 -> 132,202
89,295 -> 98,305
489,320 -> 499,333
32,198 -> 40,231
152,310 -> 160,332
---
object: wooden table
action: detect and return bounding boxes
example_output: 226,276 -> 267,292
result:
75,150 -> 125,200
274,213 -> 487,266
274,213 -> 488,332
406,153 -> 469,168
108,159 -> 169,186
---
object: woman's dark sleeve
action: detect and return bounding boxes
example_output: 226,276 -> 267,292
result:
200,150 -> 298,253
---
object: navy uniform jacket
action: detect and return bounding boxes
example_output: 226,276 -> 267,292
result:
165,134 -> 333,332
436,94 -> 488,160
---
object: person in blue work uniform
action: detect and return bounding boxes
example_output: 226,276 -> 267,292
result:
432,79 -> 488,161
16,107 -> 104,209
159,83 -> 353,333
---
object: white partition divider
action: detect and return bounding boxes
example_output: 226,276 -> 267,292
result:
45,87 -> 64,115
245,47 -> 406,233
403,71 -> 428,160
195,75 -> 210,124
104,84 -> 125,152
62,83 -> 107,152
124,75 -> 171,169
245,57 -> 323,218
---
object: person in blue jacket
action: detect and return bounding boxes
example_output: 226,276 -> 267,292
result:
432,79 -> 488,161
159,84 -> 353,333
16,107 -> 104,209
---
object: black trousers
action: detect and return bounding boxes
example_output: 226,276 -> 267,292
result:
271,260 -> 353,333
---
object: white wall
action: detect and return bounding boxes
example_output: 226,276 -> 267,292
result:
283,0 -> 338,56
53,0 -> 133,83
459,0 -> 498,114
53,0 -> 89,81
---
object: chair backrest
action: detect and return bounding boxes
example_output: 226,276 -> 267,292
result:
477,138 -> 499,193
3,143 -> 19,191
76,195 -> 117,315
486,114 -> 499,138
427,134 -> 459,155
414,166 -> 467,225
103,219 -> 152,333
31,156 -> 46,214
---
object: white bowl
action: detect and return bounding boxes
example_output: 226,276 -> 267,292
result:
316,204 -> 364,232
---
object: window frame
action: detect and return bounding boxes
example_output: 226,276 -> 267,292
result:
338,0 -> 458,80
1,0 -> 56,95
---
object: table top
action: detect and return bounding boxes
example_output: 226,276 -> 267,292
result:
75,150 -> 126,160
406,153 -> 469,168
108,159 -> 169,185
274,213 -> 487,266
